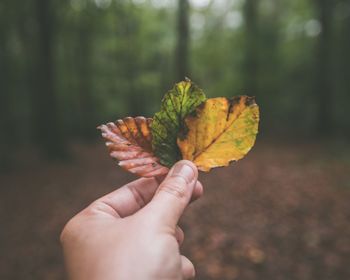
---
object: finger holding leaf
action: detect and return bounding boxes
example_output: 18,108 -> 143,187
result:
99,79 -> 260,176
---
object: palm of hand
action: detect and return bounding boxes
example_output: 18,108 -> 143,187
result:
61,161 -> 203,280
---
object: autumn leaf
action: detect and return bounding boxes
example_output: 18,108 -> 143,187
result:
98,117 -> 169,177
151,79 -> 206,167
177,96 -> 259,171
99,80 -> 259,176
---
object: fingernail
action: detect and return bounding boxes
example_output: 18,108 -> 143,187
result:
171,162 -> 195,183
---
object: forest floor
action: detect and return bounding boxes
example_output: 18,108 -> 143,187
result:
1,139 -> 350,280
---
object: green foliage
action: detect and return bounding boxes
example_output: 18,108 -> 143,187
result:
151,79 -> 206,167
0,0 -> 349,162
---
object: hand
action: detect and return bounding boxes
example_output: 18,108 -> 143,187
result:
60,160 -> 203,280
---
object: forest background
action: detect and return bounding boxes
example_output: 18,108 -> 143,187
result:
1,0 -> 350,279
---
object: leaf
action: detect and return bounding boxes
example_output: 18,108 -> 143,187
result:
177,96 -> 259,171
98,117 -> 169,177
151,79 -> 206,167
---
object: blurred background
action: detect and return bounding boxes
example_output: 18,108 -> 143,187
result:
0,0 -> 350,279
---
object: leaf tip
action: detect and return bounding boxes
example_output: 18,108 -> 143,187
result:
245,96 -> 256,106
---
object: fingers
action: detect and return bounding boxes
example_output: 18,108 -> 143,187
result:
175,225 -> 184,245
191,180 -> 203,203
181,255 -> 195,279
89,177 -> 160,218
157,174 -> 203,203
88,161 -> 202,219
145,160 -> 198,229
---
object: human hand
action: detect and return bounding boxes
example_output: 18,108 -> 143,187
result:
60,160 -> 203,280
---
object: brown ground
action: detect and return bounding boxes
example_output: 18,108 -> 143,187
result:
1,140 -> 350,280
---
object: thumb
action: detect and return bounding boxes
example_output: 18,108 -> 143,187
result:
145,160 -> 198,229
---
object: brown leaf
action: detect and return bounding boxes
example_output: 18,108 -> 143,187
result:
98,117 -> 169,177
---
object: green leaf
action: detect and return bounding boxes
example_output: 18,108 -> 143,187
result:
151,79 -> 207,167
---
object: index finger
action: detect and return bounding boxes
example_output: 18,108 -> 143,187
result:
89,177 -> 203,218
91,177 -> 160,218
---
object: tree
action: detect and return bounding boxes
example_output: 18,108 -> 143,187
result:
243,0 -> 259,95
76,4 -> 98,139
337,0 -> 350,134
113,2 -> 144,116
175,0 -> 190,80
34,0 -> 66,157
0,1 -> 14,170
314,0 -> 334,133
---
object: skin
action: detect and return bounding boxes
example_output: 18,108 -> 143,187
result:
60,160 -> 203,280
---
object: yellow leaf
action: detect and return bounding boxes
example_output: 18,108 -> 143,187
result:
177,96 -> 259,171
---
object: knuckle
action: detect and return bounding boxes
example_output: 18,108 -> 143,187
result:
59,217 -> 79,244
175,226 -> 185,244
59,223 -> 70,244
88,200 -> 110,214
159,177 -> 187,199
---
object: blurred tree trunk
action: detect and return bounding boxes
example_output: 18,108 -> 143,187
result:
77,9 -> 96,139
175,0 -> 190,81
34,0 -> 66,157
243,0 -> 259,95
314,0 -> 334,133
115,3 -> 144,116
125,13 -> 141,115
338,2 -> 350,134
0,9 -> 14,170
